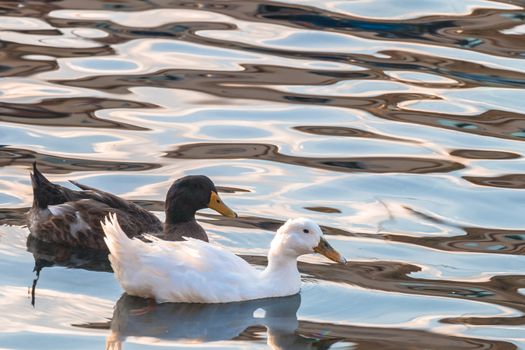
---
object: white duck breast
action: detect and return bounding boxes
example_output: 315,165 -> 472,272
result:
102,214 -> 346,303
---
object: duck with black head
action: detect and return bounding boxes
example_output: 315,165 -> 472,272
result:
163,175 -> 237,242
28,163 -> 237,250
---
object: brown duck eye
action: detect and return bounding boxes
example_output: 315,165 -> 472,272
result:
217,199 -> 221,204
303,229 -> 309,233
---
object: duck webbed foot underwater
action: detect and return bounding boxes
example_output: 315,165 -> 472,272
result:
28,163 -> 238,250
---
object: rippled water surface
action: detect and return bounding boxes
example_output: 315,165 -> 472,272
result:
1,0 -> 525,349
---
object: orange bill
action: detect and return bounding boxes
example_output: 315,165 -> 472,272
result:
208,191 -> 238,218
314,237 -> 347,264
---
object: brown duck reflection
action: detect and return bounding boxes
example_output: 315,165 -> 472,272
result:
26,235 -> 111,306
27,235 -> 112,273
77,293 -> 339,350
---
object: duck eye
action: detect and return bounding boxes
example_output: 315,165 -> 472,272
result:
303,229 -> 309,233
217,199 -> 221,204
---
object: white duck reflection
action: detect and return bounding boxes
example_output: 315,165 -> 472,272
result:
103,293 -> 338,350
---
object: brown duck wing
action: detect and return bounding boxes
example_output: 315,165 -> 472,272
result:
69,180 -> 161,230
30,199 -> 162,250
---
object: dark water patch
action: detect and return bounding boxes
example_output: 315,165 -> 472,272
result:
444,70 -> 525,88
56,65 -> 380,94
0,146 -> 160,173
0,43 -> 58,78
294,125 -> 419,144
298,320 -> 517,350
444,313 -> 525,327
354,50 -> 525,89
258,4 -> 427,34
303,206 -> 341,214
11,29 -> 62,35
0,207 -> 29,226
0,98 -> 151,130
402,282 -> 495,298
216,186 -> 251,194
464,174 -> 525,189
255,3 -> 525,58
166,142 -> 465,174
0,42 -> 115,78
391,226 -> 525,255
0,1 -> 51,17
376,108 -> 525,142
47,17 -> 233,44
450,149 -> 521,160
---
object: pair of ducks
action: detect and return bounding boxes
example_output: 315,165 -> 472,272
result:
29,164 -> 346,304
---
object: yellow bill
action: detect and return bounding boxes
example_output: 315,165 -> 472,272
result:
208,191 -> 238,218
314,237 -> 347,264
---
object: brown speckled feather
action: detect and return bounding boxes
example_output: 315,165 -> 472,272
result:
29,199 -> 163,250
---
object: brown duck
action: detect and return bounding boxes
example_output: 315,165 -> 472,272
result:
28,163 -> 237,250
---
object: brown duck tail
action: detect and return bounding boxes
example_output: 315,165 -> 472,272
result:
31,162 -> 50,209
30,162 -> 50,186
31,162 -> 69,209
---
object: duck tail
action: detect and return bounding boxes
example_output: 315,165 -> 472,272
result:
30,162 -> 56,209
102,213 -> 136,271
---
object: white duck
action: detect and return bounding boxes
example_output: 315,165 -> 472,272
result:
102,213 -> 346,303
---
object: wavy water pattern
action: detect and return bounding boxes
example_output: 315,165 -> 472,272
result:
0,0 -> 525,349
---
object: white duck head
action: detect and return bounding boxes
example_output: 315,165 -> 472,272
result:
269,218 -> 346,264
